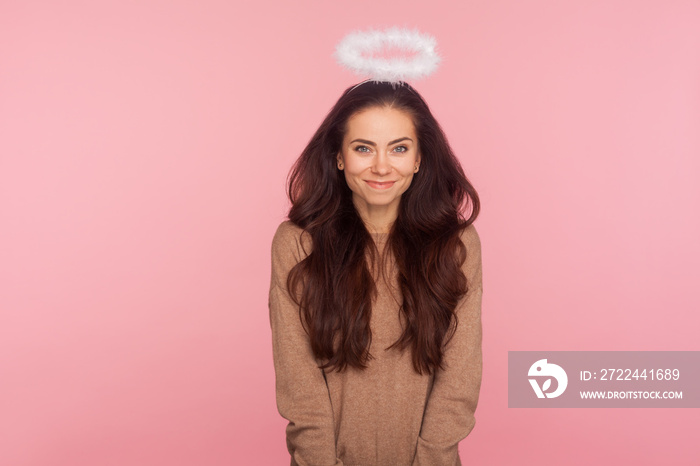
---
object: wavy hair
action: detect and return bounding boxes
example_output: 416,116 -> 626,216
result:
285,81 -> 480,376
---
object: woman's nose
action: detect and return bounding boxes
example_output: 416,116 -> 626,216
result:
373,152 -> 391,174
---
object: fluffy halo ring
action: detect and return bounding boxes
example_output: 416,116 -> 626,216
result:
334,27 -> 440,83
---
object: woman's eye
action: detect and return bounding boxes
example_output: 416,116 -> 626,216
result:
394,145 -> 408,153
355,146 -> 370,153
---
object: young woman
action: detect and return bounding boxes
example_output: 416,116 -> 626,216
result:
269,80 -> 482,466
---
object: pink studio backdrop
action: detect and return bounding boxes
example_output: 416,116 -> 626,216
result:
1,1 -> 698,465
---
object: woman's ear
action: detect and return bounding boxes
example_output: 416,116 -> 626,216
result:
337,153 -> 344,170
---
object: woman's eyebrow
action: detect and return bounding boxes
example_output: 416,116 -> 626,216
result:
350,137 -> 414,146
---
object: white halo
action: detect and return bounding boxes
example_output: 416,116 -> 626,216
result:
334,27 -> 441,82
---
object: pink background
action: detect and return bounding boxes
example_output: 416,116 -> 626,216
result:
1,1 -> 698,464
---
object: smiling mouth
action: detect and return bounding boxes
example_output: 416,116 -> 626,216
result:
365,180 -> 396,190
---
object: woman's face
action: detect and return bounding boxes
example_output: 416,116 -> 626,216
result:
336,105 -> 421,225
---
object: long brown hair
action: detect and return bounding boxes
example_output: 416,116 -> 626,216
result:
285,81 -> 480,376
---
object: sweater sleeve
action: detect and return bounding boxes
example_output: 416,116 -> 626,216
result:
412,224 -> 483,466
269,221 -> 344,466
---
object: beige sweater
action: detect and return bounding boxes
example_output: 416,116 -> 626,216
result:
269,220 -> 483,466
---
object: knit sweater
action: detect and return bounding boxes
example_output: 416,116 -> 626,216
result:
269,220 -> 483,466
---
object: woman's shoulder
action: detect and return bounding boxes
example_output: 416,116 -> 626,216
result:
271,220 -> 313,260
458,223 -> 483,287
272,220 -> 303,242
459,223 -> 481,251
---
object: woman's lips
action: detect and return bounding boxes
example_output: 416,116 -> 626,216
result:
365,180 -> 396,190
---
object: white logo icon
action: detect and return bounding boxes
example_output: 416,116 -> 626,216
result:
528,359 -> 568,398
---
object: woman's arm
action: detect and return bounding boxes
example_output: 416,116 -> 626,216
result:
412,224 -> 483,466
269,221 -> 344,466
